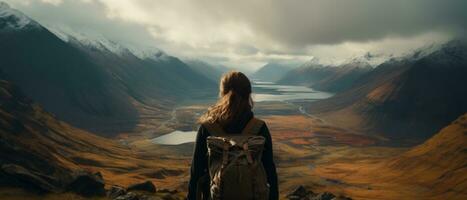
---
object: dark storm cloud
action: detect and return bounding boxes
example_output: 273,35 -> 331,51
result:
200,0 -> 467,46
4,0 -> 465,69
5,0 -> 158,47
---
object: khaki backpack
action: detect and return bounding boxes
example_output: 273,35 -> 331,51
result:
202,117 -> 270,200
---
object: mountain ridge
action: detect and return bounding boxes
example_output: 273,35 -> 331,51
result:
0,2 -> 216,135
278,59 -> 372,92
309,40 -> 467,142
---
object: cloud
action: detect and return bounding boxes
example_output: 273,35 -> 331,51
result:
40,0 -> 62,6
4,0 -> 466,70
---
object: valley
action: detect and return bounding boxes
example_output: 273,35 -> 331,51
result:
111,81 -> 418,199
0,2 -> 466,200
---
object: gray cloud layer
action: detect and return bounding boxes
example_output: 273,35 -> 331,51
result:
226,0 -> 467,46
5,0 -> 466,70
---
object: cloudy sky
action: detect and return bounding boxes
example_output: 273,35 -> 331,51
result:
5,0 -> 467,71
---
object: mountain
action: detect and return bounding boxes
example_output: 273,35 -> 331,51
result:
0,3 -> 138,135
382,112 -> 467,198
251,62 -> 294,82
309,40 -> 467,142
0,3 -> 216,135
49,26 -> 217,101
314,113 -> 467,199
0,79 -> 183,197
0,79 -> 119,192
278,59 -> 372,92
0,2 -> 39,30
184,59 -> 229,82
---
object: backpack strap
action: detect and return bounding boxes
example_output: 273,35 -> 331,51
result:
202,117 -> 265,136
241,117 -> 265,136
202,121 -> 227,136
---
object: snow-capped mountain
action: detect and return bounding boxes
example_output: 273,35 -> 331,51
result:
300,51 -> 391,69
0,2 -> 216,135
406,40 -> 467,63
278,56 -> 372,92
309,39 -> 467,142
0,2 -> 39,29
300,57 -> 324,68
345,52 -> 391,67
47,26 -> 169,61
251,62 -> 295,82
184,59 -> 229,82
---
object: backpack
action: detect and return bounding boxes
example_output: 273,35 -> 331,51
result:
202,117 -> 270,200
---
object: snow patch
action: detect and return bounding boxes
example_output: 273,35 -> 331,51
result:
0,2 -> 38,29
47,25 -> 168,60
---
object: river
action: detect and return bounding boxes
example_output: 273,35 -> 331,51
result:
151,81 -> 333,145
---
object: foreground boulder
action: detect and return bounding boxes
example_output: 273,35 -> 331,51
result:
127,180 -> 156,193
0,164 -> 60,193
114,192 -> 142,200
286,185 -> 352,200
65,171 -> 105,196
108,185 -> 127,199
311,192 -> 335,200
287,185 -> 314,200
158,188 -> 178,194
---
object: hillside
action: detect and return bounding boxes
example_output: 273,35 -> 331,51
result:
252,62 -> 294,82
383,113 -> 467,198
59,31 -> 216,101
0,3 -> 216,135
0,79 -> 188,196
184,59 -> 229,82
278,60 -> 372,92
313,113 -> 467,200
309,40 -> 467,142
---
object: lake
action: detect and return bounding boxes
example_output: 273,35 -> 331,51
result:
152,81 -> 333,145
151,130 -> 198,145
252,81 -> 333,102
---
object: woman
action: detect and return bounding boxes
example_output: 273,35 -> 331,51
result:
187,71 -> 278,200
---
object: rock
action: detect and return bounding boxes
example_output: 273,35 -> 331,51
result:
65,170 -> 105,196
113,192 -> 149,200
332,196 -> 352,200
108,185 -> 127,199
311,192 -> 336,200
158,188 -> 178,194
94,171 -> 104,180
0,164 -> 59,193
287,185 -> 314,200
127,180 -> 156,193
114,192 -> 139,200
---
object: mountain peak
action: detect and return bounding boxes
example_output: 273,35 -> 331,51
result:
402,39 -> 467,60
47,25 -> 168,61
344,52 -> 391,67
0,1 -> 38,29
0,2 -> 10,9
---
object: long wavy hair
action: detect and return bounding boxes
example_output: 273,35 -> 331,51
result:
198,71 -> 253,126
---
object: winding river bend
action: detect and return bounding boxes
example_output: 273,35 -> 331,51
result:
151,81 -> 333,145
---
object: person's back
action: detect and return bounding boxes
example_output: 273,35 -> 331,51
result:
187,71 -> 278,200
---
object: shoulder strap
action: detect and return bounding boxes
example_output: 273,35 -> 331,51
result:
241,117 -> 265,136
202,117 -> 265,136
202,121 -> 227,136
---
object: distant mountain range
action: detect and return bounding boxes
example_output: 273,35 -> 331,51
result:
309,40 -> 467,142
0,2 -> 216,135
0,79 -> 109,192
278,59 -> 373,92
383,113 -> 467,197
251,62 -> 295,82
315,112 -> 467,199
183,59 -> 229,82
0,78 -> 173,196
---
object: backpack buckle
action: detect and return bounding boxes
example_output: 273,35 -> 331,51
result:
243,143 -> 253,164
222,142 -> 230,166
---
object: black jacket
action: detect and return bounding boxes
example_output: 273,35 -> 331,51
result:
187,110 -> 279,200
